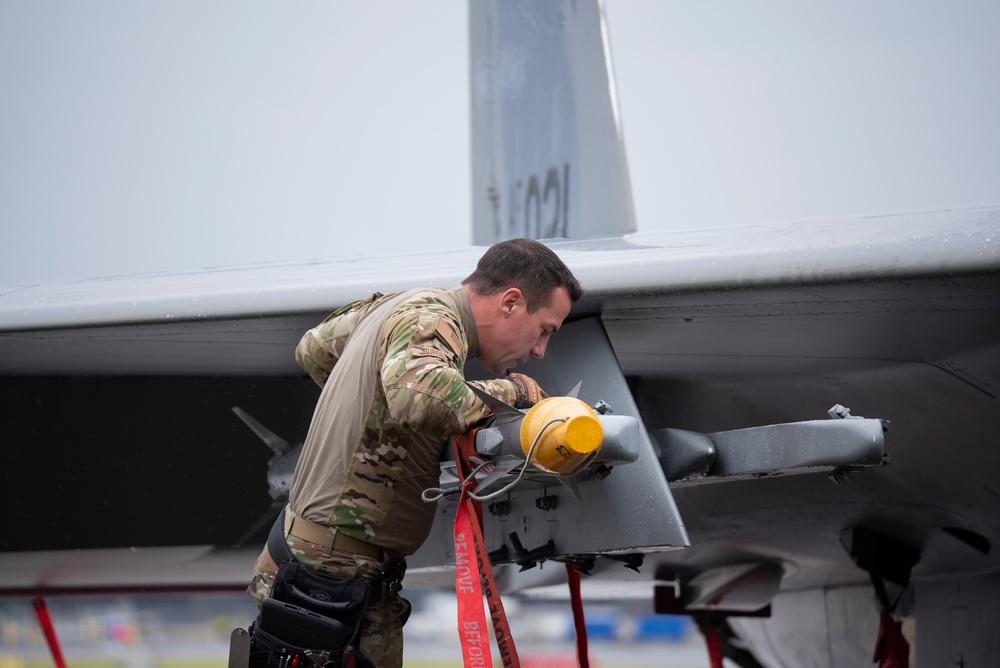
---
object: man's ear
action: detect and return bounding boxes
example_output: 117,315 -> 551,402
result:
499,288 -> 523,316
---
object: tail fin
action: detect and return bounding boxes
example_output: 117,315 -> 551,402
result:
470,0 -> 636,244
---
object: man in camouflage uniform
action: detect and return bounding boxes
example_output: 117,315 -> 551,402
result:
248,238 -> 583,667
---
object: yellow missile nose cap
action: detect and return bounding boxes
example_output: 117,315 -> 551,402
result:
564,414 -> 603,454
520,396 -> 604,475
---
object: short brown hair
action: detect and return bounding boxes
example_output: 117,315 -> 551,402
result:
462,238 -> 583,311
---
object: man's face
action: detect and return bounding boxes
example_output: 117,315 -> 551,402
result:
481,286 -> 573,374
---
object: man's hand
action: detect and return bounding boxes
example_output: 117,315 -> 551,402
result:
509,373 -> 549,408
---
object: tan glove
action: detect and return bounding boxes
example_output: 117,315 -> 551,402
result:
508,373 -> 549,408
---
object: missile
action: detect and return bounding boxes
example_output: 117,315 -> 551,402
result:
462,385 -> 642,500
519,395 -> 604,475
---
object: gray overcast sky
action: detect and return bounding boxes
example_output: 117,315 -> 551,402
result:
2,1 -> 998,284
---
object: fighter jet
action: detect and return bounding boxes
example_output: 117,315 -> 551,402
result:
1,2 -> 998,666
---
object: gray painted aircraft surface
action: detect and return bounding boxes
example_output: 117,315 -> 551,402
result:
2,1 -> 999,666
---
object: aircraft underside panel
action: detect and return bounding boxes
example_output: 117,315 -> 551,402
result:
914,572 -> 1000,667
729,584 -> 885,667
730,573 -> 1000,668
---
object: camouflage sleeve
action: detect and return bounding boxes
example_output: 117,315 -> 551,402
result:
381,306 -> 508,436
467,378 -> 519,407
295,292 -> 385,386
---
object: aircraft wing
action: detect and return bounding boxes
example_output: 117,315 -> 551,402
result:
2,206 -> 997,584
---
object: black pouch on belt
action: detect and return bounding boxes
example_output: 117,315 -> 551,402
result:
252,563 -> 373,668
272,560 -> 371,630
257,598 -> 347,651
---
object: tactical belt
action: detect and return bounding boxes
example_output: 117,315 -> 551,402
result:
268,508 -> 406,604
282,508 -> 388,561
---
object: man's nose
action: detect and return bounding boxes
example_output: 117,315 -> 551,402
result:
531,339 -> 548,359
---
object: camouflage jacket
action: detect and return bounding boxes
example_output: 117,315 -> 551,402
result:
287,286 -> 518,556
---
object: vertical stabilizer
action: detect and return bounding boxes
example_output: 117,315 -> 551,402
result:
470,0 -> 636,244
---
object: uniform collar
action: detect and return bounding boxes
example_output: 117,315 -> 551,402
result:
449,285 -> 479,359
